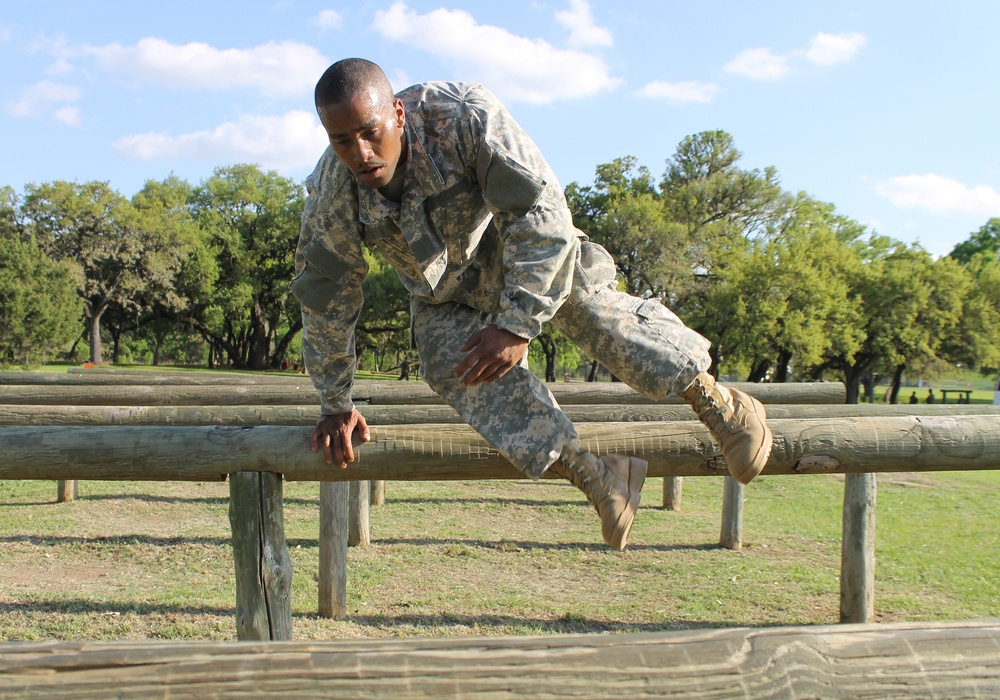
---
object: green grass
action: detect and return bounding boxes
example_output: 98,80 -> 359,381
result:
1,471 -> 997,641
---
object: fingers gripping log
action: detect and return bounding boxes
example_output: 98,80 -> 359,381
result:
2,415 -> 1000,481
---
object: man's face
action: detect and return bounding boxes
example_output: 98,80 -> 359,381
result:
318,89 -> 406,190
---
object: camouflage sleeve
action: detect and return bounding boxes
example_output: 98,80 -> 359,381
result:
464,85 -> 578,341
291,151 -> 369,415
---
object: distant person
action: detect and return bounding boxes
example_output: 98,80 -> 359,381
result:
908,391 -> 919,405
398,358 -> 410,381
926,389 -> 935,404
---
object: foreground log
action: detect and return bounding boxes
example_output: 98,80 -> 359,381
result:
3,415 -> 1000,481
0,380 -> 845,407
0,621 -> 997,698
5,401 -> 995,428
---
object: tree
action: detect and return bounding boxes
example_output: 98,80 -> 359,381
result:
658,131 -> 786,370
357,248 -> 410,372
0,232 -> 81,365
567,157 -> 689,300
20,179 -> 193,364
715,195 -> 865,382
190,165 -> 304,370
950,217 -> 1000,263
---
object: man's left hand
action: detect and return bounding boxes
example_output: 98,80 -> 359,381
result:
454,324 -> 529,387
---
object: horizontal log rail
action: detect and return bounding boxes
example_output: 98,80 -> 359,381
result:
1,402 -> 997,426
0,621 -> 997,698
3,414 -> 1000,481
0,380 -> 846,406
0,370 -> 310,386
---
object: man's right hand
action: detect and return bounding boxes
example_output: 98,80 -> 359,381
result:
310,410 -> 371,468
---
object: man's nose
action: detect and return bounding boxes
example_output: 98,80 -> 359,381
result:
352,138 -> 374,162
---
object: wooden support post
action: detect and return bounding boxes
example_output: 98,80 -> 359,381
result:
348,481 -> 370,547
56,479 -> 78,503
841,472 -> 877,623
370,479 -> 385,506
318,482 -> 349,620
662,476 -> 682,510
228,471 -> 293,640
719,476 -> 744,551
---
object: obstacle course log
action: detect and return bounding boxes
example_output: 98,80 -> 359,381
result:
841,473 -> 877,624
0,621 -> 997,698
0,380 -> 845,407
318,482 -> 349,620
3,415 -> 1000,482
228,472 -> 293,641
0,371 -> 313,386
5,401 -> 995,428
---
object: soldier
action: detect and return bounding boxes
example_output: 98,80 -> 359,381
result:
293,58 -> 772,550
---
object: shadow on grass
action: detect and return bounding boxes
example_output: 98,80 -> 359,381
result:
1,599 -> 758,636
1,533 -> 724,553
371,537 -> 721,553
0,599 -> 233,617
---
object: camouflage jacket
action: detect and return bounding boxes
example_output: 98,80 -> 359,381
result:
293,82 -> 579,414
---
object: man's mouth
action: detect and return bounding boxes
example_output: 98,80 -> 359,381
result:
359,163 -> 386,177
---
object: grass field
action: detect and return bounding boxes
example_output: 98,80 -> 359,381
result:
1,470 -> 997,641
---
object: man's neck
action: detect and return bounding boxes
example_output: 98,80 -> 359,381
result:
378,132 -> 408,203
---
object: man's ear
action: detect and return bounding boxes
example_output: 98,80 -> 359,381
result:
394,98 -> 406,128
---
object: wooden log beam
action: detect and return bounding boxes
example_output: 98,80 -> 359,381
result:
0,621 -> 997,698
0,380 -> 846,406
318,482 -> 348,620
0,371 -> 312,386
3,415 -> 1000,481
228,472 -> 293,641
5,401 -> 996,427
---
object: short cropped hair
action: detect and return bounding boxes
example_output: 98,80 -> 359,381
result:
315,58 -> 395,108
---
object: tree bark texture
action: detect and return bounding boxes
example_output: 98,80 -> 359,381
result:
318,482 -> 348,620
0,621 -> 997,698
228,471 -> 293,640
4,415 -> 1000,482
3,402 -> 997,427
841,472 -> 877,624
719,476 -> 744,551
0,380 -> 847,406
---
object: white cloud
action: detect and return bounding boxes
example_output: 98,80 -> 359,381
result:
724,47 -> 791,81
555,0 -> 613,48
805,32 -> 867,66
52,106 -> 81,126
874,174 -> 1000,215
315,9 -> 343,31
373,2 -> 619,104
87,38 -> 329,97
113,111 -> 329,171
637,80 -> 719,103
5,80 -> 81,120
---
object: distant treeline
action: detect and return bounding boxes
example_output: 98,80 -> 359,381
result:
2,131 -> 999,402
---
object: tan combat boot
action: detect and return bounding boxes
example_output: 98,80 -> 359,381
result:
548,439 -> 647,550
680,372 -> 772,485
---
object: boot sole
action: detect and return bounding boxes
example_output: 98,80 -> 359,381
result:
730,390 -> 773,485
608,457 -> 648,550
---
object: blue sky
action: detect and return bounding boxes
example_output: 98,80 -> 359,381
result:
2,1 -> 998,256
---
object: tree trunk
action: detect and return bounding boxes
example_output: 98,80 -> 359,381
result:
747,358 -> 770,383
775,350 -> 793,383
888,364 -> 905,405
269,320 -> 302,369
88,304 -> 106,364
587,360 -> 599,383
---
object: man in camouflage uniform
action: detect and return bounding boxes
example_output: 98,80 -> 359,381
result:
293,58 -> 772,550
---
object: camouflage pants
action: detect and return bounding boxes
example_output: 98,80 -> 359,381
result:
411,240 -> 711,479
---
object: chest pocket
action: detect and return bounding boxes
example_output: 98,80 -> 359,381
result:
425,178 -> 490,243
